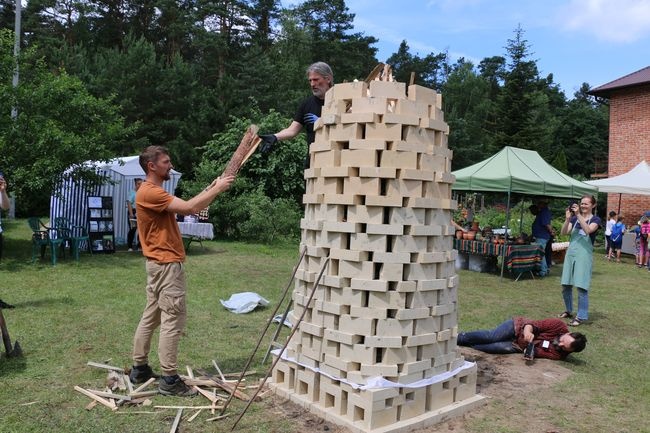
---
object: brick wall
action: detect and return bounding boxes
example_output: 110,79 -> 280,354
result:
606,84 -> 650,223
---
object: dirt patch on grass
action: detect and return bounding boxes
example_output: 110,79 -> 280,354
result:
267,347 -> 573,433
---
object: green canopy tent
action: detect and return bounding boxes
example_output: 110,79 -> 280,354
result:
451,146 -> 598,278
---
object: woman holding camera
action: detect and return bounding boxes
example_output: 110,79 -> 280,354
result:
558,195 -> 601,326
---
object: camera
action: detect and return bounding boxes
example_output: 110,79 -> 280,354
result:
567,200 -> 577,215
523,342 -> 535,360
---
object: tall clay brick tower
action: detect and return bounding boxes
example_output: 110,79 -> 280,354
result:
269,77 -> 484,433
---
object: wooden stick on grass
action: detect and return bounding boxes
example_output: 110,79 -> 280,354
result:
212,359 -> 227,382
170,408 -> 182,433
187,409 -> 202,422
74,386 -> 118,411
86,361 -> 123,372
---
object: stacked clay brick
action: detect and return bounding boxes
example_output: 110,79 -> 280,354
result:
270,80 -> 483,433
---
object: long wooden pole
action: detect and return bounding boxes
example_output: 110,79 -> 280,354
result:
230,257 -> 330,431
219,247 -> 306,416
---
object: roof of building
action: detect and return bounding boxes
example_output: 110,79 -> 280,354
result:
589,66 -> 650,98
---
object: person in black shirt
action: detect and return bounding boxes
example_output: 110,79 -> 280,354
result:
259,62 -> 334,166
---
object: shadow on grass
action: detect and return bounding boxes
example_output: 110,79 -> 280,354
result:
0,352 -> 27,376
184,246 -> 228,256
11,296 -> 75,309
564,356 -> 587,366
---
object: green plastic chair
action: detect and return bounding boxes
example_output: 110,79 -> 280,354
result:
27,218 -> 65,265
54,217 -> 92,260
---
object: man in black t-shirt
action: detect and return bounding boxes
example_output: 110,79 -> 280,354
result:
259,62 -> 333,167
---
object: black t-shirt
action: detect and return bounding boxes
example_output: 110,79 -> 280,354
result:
293,95 -> 324,146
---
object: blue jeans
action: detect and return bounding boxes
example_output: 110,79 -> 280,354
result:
457,319 -> 520,354
535,238 -> 549,275
562,284 -> 589,320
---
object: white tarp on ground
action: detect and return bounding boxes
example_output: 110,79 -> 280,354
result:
50,156 -> 182,245
220,292 -> 270,314
585,160 -> 650,196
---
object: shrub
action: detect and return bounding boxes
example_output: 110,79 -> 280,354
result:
181,108 -> 306,243
239,191 -> 301,243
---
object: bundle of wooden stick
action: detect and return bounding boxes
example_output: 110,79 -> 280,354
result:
75,360 -> 265,429
221,125 -> 262,177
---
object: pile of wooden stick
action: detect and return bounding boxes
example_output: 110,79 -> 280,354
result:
75,360 -> 267,430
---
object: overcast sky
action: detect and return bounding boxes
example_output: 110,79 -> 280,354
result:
283,0 -> 650,95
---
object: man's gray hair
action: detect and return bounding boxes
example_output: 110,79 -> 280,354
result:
306,62 -> 334,87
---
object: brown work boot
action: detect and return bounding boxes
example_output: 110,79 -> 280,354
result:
159,375 -> 198,397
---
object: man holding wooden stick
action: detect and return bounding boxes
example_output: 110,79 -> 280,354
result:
129,145 -> 234,397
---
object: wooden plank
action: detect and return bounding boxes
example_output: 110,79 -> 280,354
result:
154,405 -> 222,410
132,377 -> 156,394
129,390 -> 159,398
223,370 -> 256,378
187,409 -> 202,423
364,63 -> 385,83
170,408 -> 182,433
241,136 -> 262,167
124,373 -> 134,394
115,411 -> 157,414
86,361 -> 123,372
74,386 -> 117,411
211,360 -> 227,382
193,386 -> 219,404
205,413 -> 230,422
86,389 -> 131,401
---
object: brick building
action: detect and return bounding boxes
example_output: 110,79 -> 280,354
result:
589,66 -> 650,222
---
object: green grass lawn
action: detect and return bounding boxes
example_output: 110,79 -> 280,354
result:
1,218 -> 649,433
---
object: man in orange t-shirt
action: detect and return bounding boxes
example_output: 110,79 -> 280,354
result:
129,145 -> 234,396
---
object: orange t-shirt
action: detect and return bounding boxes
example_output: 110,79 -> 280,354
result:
136,181 -> 185,263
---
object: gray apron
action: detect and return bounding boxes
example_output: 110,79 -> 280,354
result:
560,217 -> 594,290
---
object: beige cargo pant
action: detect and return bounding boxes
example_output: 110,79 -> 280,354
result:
132,261 -> 187,376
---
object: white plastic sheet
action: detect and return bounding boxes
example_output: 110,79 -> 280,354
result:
220,292 -> 269,314
271,349 -> 475,390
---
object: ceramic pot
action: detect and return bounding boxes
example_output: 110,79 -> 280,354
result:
466,231 -> 476,241
456,230 -> 464,240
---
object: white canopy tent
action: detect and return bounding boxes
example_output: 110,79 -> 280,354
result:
584,160 -> 650,196
585,160 -> 650,214
50,156 -> 182,245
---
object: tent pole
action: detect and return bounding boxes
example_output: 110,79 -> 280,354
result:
617,193 -> 621,215
500,192 -> 512,279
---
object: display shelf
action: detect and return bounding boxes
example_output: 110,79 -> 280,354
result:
88,196 -> 115,253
